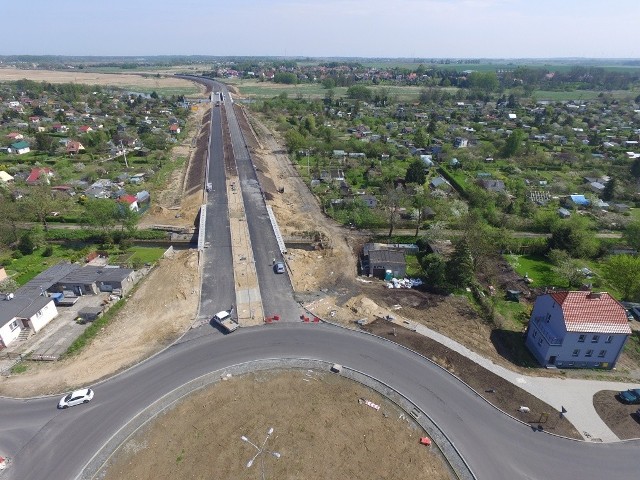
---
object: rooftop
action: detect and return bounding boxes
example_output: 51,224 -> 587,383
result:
549,291 -> 632,335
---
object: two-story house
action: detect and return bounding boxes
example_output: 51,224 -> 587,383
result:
525,291 -> 631,369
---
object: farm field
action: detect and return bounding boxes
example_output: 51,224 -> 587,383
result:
0,67 -> 202,96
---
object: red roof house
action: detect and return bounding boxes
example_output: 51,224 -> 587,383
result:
26,167 -> 54,185
525,291 -> 631,369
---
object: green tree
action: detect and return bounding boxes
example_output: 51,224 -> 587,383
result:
284,129 -> 307,154
467,71 -> 499,93
623,221 -> 640,251
34,132 -> 56,154
548,218 -> 598,259
631,158 -> 640,179
346,85 -> 373,101
602,255 -> 640,301
0,195 -> 24,245
82,198 -> 119,233
412,191 -> 430,237
501,129 -> 526,158
446,237 -> 474,288
273,72 -> 297,84
420,253 -> 447,289
404,159 -> 426,185
381,184 -> 407,238
23,186 -> 60,231
602,178 -> 616,201
18,232 -> 35,255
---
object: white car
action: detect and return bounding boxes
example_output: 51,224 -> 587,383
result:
58,388 -> 94,409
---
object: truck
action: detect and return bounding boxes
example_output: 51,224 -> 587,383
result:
213,310 -> 238,333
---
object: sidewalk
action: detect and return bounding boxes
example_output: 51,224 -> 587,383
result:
392,318 -> 636,442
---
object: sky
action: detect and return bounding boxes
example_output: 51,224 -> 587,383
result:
1,0 -> 639,59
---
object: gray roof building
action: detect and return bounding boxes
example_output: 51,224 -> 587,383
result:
16,262 -> 81,297
0,295 -> 53,329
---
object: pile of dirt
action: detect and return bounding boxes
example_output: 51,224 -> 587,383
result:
100,370 -> 452,480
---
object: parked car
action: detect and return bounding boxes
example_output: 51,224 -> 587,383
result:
274,262 -> 285,274
618,388 -> 640,405
630,307 -> 640,321
58,388 -> 94,409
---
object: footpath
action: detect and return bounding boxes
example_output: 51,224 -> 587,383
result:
388,318 -> 637,443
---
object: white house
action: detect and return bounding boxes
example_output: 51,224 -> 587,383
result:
525,291 -> 631,369
0,295 -> 58,347
0,171 -> 14,183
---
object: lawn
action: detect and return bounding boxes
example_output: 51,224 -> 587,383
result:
122,246 -> 166,265
1,244 -> 91,285
504,254 -> 565,288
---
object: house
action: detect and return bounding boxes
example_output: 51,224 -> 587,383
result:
525,291 -> 631,369
118,194 -> 139,212
565,194 -> 590,208
453,137 -> 468,148
358,194 -> 377,208
135,190 -> 151,207
0,171 -> 14,183
66,140 -> 85,155
332,150 -> 346,158
419,154 -> 434,167
6,132 -> 24,141
168,124 -> 181,134
78,125 -> 93,133
52,123 -> 68,133
10,141 -> 30,155
478,179 -> 506,193
429,176 -> 450,191
54,265 -> 135,296
26,167 -> 54,185
0,294 -> 59,348
557,207 -> 571,219
361,243 -> 407,279
589,181 -> 606,194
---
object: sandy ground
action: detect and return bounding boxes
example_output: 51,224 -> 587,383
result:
0,67 -> 197,91
100,370 -> 451,480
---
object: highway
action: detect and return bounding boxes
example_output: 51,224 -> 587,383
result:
1,77 -> 639,480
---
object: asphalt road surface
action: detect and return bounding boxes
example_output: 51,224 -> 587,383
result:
199,95 -> 236,322
1,324 -> 639,480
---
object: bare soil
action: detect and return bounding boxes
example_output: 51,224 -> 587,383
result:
592,390 -> 640,440
100,370 -> 452,480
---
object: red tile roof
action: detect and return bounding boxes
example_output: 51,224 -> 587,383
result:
550,291 -> 631,334
119,194 -> 137,204
26,167 -> 53,184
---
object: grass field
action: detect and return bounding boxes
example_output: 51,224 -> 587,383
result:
533,89 -> 636,101
228,79 -> 451,102
504,254 -> 565,288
